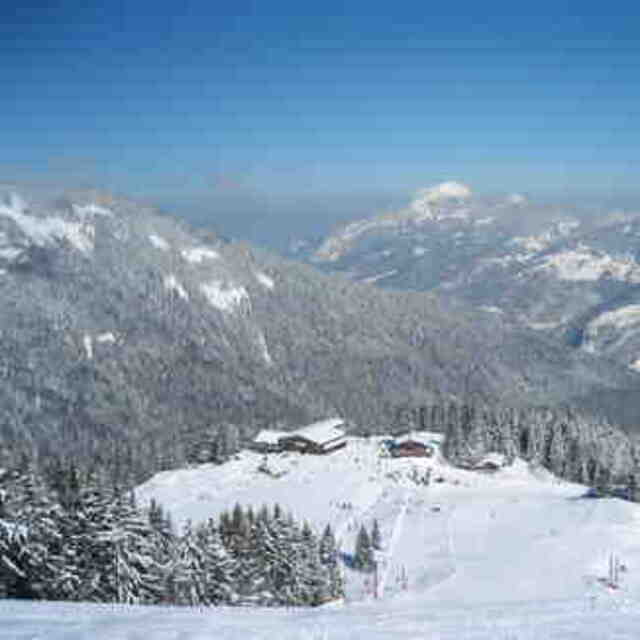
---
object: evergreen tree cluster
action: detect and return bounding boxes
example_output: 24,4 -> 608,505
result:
353,519 -> 382,572
0,465 -> 343,607
441,404 -> 638,488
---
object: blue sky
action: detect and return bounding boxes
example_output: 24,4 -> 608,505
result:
1,1 -> 639,239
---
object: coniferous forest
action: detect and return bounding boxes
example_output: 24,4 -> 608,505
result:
0,464 -> 343,607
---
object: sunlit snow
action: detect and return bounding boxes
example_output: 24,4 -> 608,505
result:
181,247 -> 221,263
539,246 -> 640,282
148,234 -> 170,250
72,203 -> 113,218
96,332 -> 117,344
163,274 -> 189,300
125,433 -> 640,638
4,433 -> 640,638
0,193 -> 94,253
255,271 -> 275,289
83,335 -> 93,360
255,330 -> 273,365
200,280 -> 250,312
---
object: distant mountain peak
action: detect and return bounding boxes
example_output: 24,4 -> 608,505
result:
412,181 -> 472,206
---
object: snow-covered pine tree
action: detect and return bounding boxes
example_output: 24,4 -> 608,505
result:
172,519 -> 207,605
91,489 -> 165,605
234,512 -> 266,603
371,519 -> 382,551
354,524 -> 374,572
197,518 -> 236,605
319,523 -> 343,600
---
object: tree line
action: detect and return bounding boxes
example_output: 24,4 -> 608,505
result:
438,403 -> 639,493
0,463 -> 343,606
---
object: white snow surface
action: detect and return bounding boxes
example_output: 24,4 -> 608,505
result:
314,182 -> 472,261
0,247 -> 23,261
539,246 -> 640,282
181,247 -> 221,263
148,234 -> 170,250
253,429 -> 290,445
506,193 -> 527,205
290,418 -> 345,444
412,181 -> 472,207
361,270 -> 398,284
588,305 -> 640,330
96,332 -> 117,344
164,274 -> 189,300
72,203 -> 113,218
200,280 -> 250,312
255,271 -> 275,289
82,335 -> 93,360
136,434 -> 640,614
0,193 -> 94,253
10,433 -> 640,638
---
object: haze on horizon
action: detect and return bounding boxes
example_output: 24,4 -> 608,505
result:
2,1 -> 639,247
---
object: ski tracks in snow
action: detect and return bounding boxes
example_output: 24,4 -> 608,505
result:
377,489 -> 410,597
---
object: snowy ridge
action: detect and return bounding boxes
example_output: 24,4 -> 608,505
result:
0,193 -> 95,253
72,203 -> 113,218
314,181 -> 472,261
538,245 -> 640,282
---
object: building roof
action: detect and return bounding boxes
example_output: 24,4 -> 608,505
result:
253,429 -> 289,445
396,439 -> 428,448
476,452 -> 506,468
283,418 -> 345,445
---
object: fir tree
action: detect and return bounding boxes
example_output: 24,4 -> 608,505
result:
354,524 -> 374,572
371,519 -> 382,551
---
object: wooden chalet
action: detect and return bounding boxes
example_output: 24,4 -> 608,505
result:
390,439 -> 434,458
278,418 -> 347,454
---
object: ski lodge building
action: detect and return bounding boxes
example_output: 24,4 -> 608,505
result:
390,439 -> 434,458
250,429 -> 290,453
251,418 -> 347,455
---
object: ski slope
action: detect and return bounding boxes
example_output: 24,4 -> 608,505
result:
3,433 -> 640,638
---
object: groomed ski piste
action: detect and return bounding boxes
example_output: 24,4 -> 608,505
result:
3,432 -> 640,639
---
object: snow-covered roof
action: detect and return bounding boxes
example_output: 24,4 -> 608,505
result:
253,430 -> 289,445
286,418 -> 345,445
477,452 -> 506,467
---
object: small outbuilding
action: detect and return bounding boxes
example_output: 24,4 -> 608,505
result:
390,439 -> 434,458
278,418 -> 347,454
471,452 -> 506,472
250,429 -> 289,453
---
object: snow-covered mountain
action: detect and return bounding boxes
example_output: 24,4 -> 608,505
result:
289,182 -> 640,376
8,433 -> 638,639
1,185 -> 639,475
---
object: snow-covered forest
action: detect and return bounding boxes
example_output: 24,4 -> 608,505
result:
0,466 -> 342,607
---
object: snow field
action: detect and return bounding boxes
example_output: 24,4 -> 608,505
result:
125,433 -> 640,637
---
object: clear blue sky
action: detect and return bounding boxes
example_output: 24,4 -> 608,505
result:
1,0 -> 639,238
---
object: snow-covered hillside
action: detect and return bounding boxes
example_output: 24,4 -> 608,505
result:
136,435 -> 640,629
4,434 -> 640,639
